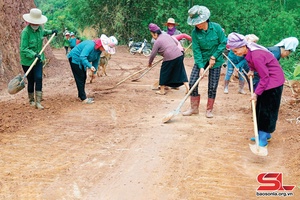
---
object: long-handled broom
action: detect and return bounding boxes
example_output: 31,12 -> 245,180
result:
132,43 -> 193,82
103,59 -> 164,90
162,66 -> 210,123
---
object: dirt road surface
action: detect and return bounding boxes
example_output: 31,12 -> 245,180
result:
1,47 -> 299,199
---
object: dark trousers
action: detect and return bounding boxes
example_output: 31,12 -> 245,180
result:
68,57 -> 87,100
64,46 -> 69,54
189,64 -> 221,98
256,85 -> 283,133
22,61 -> 43,93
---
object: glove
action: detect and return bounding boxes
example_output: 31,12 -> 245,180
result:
35,54 -> 41,61
90,66 -> 96,72
52,29 -> 58,36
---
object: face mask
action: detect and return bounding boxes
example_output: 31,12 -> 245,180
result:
30,25 -> 39,31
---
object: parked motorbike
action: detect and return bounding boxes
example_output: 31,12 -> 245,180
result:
128,38 -> 152,56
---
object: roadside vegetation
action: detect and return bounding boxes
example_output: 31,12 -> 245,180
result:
35,0 -> 300,80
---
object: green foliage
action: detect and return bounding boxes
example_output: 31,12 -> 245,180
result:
35,0 -> 300,79
293,65 -> 300,78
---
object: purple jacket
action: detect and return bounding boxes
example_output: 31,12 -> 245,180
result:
245,49 -> 285,95
148,33 -> 182,64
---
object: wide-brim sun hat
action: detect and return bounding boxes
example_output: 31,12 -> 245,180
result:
23,8 -> 47,24
187,5 -> 210,26
164,18 -> 178,26
100,34 -> 118,54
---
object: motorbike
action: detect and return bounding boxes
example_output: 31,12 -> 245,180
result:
128,38 -> 152,56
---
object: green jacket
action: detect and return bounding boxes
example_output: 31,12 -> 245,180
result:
20,25 -> 52,66
63,37 -> 70,47
191,22 -> 227,69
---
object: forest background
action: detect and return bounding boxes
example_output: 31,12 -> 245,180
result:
34,0 -> 300,80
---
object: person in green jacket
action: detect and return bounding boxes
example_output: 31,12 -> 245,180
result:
63,32 -> 70,54
182,5 -> 227,118
20,8 -> 57,109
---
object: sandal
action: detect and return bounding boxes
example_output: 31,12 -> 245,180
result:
82,98 -> 94,104
151,86 -> 160,90
155,91 -> 166,95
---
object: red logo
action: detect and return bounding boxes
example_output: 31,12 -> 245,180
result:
257,173 -> 295,191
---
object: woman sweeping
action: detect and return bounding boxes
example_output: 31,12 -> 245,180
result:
148,23 -> 189,95
182,5 -> 227,118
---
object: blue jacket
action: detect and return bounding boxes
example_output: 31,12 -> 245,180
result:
267,46 -> 281,61
69,37 -> 77,48
67,40 -> 101,71
228,50 -> 248,70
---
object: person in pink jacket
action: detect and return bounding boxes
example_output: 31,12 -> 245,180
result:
227,32 -> 285,147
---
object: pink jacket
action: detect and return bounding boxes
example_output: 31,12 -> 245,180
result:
245,49 -> 285,95
172,34 -> 192,52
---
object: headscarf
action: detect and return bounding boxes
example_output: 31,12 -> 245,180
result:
227,32 -> 268,52
275,37 -> 299,52
226,32 -> 247,49
245,34 -> 259,43
94,39 -> 102,50
149,23 -> 161,32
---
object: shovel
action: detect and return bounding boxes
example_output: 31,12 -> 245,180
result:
162,66 -> 210,123
8,33 -> 56,95
249,76 -> 268,156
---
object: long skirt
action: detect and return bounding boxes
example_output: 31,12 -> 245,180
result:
159,55 -> 188,88
256,85 -> 283,133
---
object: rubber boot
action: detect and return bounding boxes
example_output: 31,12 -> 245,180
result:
182,96 -> 200,116
206,98 -> 215,118
238,80 -> 246,94
258,130 -> 269,147
224,80 -> 229,94
35,91 -> 44,110
28,92 -> 36,107
250,133 -> 271,142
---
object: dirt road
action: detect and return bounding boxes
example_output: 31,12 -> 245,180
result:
0,47 -> 299,199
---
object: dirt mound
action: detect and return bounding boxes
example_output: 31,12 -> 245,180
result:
0,1 -> 58,86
